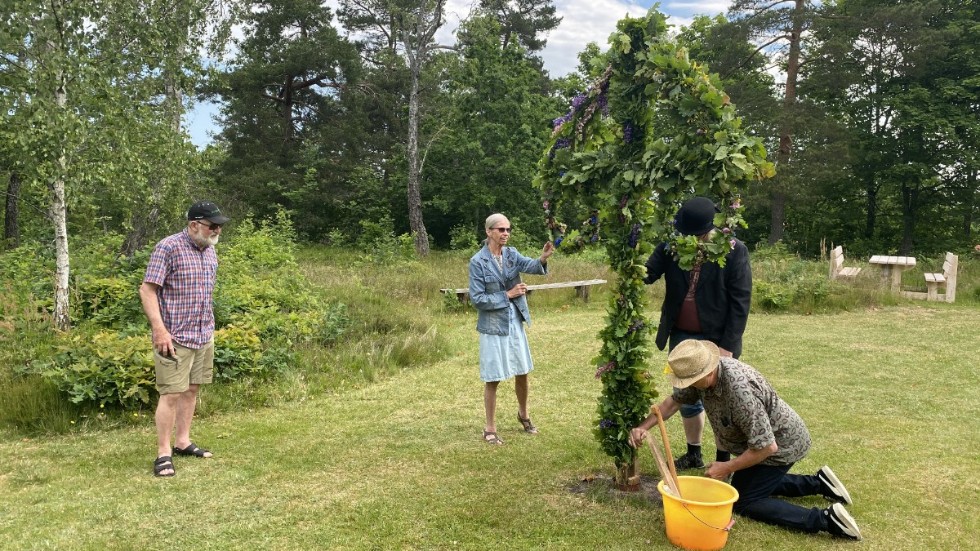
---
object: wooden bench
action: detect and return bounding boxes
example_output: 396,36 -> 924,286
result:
829,245 -> 861,279
441,279 -> 608,304
924,252 -> 957,302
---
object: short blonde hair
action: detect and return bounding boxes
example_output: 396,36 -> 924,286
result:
485,213 -> 508,231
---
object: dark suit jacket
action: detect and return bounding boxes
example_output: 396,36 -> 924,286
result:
644,239 -> 752,358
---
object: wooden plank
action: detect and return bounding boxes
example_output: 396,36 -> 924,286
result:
525,279 -> 607,290
439,279 -> 608,303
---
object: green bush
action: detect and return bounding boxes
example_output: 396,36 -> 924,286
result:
37,331 -> 154,409
3,210 -> 349,413
449,224 -> 479,251
751,243 -> 832,313
213,323 -> 270,381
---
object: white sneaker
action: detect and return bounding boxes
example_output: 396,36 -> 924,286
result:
826,503 -> 862,540
818,465 -> 853,505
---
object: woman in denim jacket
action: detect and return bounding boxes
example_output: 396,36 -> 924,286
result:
469,213 -> 555,445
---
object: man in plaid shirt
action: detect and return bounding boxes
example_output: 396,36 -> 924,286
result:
140,201 -> 229,477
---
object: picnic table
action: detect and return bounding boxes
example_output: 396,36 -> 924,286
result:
868,255 -> 916,291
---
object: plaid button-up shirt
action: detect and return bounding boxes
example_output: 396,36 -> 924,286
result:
143,229 -> 219,349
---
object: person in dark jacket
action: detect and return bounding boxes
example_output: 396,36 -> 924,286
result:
644,197 -> 752,470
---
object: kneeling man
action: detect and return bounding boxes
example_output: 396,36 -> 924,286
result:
630,339 -> 862,540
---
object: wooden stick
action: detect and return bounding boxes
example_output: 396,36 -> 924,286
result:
646,437 -> 680,497
653,406 -> 681,493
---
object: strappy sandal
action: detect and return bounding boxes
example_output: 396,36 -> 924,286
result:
517,412 -> 538,434
173,443 -> 213,458
483,430 -> 504,445
153,456 -> 175,477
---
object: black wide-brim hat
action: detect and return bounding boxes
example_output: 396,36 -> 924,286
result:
675,197 -> 719,236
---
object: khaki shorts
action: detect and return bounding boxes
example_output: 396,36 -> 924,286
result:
154,340 -> 214,395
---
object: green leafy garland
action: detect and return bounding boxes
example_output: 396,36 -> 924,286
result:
534,9 -> 773,481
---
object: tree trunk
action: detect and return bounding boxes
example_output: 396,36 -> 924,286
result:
899,185 -> 917,255
768,0 -> 804,245
120,63 -> 182,257
52,71 -> 71,331
614,454 -> 639,491
964,168 -> 977,240
864,177 -> 877,240
405,48 -> 429,256
4,171 -> 20,249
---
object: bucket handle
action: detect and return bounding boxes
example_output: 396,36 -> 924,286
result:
681,503 -> 736,532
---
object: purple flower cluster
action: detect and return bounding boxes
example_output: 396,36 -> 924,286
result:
623,122 -> 634,144
596,93 -> 609,117
548,137 -> 572,159
595,360 -> 616,379
599,419 -> 615,429
590,233 -> 599,243
552,112 -> 573,130
554,236 -> 564,247
627,223 -> 641,248
571,93 -> 587,111
627,319 -> 645,334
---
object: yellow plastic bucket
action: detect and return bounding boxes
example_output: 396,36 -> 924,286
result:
658,476 -> 739,551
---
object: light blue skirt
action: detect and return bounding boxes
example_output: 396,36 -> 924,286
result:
478,303 -> 534,382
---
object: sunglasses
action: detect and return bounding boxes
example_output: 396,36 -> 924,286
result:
491,227 -> 513,233
195,220 -> 223,231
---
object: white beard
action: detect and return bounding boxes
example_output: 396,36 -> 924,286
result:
191,230 -> 220,249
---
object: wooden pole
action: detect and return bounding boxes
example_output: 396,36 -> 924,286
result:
653,406 -> 681,495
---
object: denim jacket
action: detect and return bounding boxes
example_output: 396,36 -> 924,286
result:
469,245 -> 548,335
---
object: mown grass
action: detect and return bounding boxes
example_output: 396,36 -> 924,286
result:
1,248 -> 978,550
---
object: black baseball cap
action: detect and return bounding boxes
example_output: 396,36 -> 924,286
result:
187,201 -> 230,225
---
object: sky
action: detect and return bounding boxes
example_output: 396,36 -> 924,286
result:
184,1 -> 734,148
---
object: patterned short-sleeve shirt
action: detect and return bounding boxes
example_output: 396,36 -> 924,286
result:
143,229 -> 218,349
673,357 -> 811,465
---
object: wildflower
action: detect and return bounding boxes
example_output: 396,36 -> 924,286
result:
730,239 -> 737,249
554,236 -> 564,247
590,233 -> 599,243
722,227 -> 731,235
623,122 -> 634,144
599,419 -> 615,429
543,200 -> 550,210
628,319 -> 645,334
731,199 -> 741,209
571,93 -> 587,112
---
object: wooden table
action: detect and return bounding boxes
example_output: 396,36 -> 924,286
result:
869,255 -> 916,291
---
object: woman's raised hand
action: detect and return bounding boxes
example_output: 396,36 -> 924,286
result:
541,240 -> 555,261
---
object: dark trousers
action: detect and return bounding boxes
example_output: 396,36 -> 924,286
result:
730,463 -> 829,533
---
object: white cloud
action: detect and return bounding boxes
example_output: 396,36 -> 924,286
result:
186,0 -> 737,146
539,1 -> 733,77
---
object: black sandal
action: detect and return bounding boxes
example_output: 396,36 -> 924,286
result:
483,430 -> 504,445
517,412 -> 538,434
172,443 -> 213,458
153,456 -> 175,477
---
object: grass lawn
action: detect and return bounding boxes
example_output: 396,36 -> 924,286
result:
1,297 -> 978,550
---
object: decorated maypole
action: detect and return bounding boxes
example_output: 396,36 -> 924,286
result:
534,9 -> 773,488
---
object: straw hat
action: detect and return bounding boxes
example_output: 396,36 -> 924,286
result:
666,339 -> 721,388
